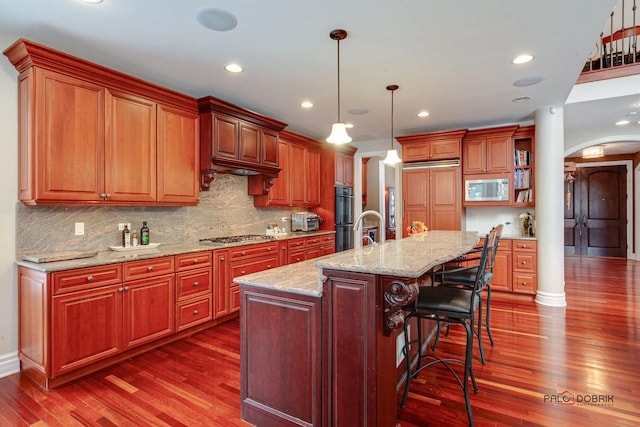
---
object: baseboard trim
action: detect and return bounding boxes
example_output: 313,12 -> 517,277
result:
0,351 -> 20,378
535,290 -> 567,307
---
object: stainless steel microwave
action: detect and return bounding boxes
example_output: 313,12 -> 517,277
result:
464,178 -> 509,202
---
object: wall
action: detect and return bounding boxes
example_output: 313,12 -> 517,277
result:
16,175 -> 297,255
0,32 -> 19,377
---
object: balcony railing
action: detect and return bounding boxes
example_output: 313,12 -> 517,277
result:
578,0 -> 640,83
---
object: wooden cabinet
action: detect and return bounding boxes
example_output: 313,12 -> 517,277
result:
396,129 -> 465,162
490,239 -> 512,292
462,126 -> 517,175
240,286 -> 322,427
402,166 -> 462,237
288,238 -> 307,264
198,95 -> 287,186
306,234 -> 336,259
214,242 -> 280,316
335,152 -> 354,187
4,39 -> 200,206
512,239 -> 537,294
175,251 -> 213,331
251,131 -> 321,208
316,145 -> 357,232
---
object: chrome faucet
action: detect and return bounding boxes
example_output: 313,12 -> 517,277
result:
353,210 -> 385,245
361,234 -> 377,247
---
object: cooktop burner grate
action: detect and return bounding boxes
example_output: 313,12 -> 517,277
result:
199,234 -> 275,245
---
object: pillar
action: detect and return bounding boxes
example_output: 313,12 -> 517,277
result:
534,106 -> 567,307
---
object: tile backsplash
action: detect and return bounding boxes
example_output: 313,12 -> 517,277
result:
16,174 -> 297,255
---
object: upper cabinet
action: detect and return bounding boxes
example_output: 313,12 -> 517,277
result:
334,152 -> 354,187
198,96 -> 287,191
3,38 -> 200,206
462,126 -> 517,175
250,131 -> 321,208
396,129 -> 465,163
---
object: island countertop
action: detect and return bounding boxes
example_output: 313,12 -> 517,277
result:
234,230 -> 479,296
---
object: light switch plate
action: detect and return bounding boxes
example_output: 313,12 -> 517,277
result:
75,222 -> 84,236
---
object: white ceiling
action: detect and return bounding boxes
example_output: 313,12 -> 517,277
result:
1,0 -> 638,155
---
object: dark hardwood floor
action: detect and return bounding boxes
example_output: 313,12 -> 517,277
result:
1,256 -> 639,426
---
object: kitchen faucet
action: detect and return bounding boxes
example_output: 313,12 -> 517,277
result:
353,210 -> 386,245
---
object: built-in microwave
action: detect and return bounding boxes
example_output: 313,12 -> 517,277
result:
464,178 -> 509,202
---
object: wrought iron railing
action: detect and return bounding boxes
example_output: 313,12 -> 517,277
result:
581,0 -> 640,78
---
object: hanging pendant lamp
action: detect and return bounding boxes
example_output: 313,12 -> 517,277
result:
383,84 -> 401,165
326,29 -> 352,144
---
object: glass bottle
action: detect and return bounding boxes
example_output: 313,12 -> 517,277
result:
140,221 -> 150,245
122,225 -> 131,248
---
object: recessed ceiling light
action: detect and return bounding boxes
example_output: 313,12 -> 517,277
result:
513,76 -> 544,87
196,8 -> 238,32
345,123 -> 354,129
81,0 -> 103,3
512,54 -> 534,65
224,63 -> 243,73
417,111 -> 430,118
627,111 -> 638,116
616,119 -> 630,125
348,108 -> 369,115
301,101 -> 313,109
512,96 -> 531,103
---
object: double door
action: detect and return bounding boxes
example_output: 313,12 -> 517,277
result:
564,165 -> 627,257
402,166 -> 461,236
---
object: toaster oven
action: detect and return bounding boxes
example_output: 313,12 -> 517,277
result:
291,212 -> 320,232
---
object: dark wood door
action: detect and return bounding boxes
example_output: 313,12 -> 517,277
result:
564,165 -> 627,257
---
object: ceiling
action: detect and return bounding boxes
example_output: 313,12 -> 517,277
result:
1,0 -> 638,156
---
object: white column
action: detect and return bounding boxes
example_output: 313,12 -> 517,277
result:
534,106 -> 567,307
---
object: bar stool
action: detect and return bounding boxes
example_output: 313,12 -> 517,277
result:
400,231 -> 497,427
432,224 -> 503,364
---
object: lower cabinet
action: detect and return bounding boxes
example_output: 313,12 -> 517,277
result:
490,239 -> 512,292
284,234 -> 336,265
175,251 -> 213,331
512,239 -> 537,294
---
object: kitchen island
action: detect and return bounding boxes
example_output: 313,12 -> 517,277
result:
234,230 -> 479,427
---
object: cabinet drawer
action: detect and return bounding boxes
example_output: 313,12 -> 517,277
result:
176,269 -> 212,301
497,239 -> 512,251
232,255 -> 279,277
287,238 -> 306,250
176,296 -> 212,331
230,242 -> 279,260
512,240 -> 536,252
513,252 -> 536,272
513,273 -> 536,294
289,250 -> 307,264
52,264 -> 123,295
124,256 -> 175,281
175,251 -> 212,272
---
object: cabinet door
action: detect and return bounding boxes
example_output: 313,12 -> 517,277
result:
462,138 -> 486,174
52,285 -> 122,376
213,113 -> 239,160
429,167 -> 460,230
262,129 -> 279,167
486,136 -> 512,173
157,105 -> 199,205
268,140 -> 291,206
239,122 -> 260,163
491,249 -> 512,292
306,148 -> 321,206
106,90 -> 157,203
430,139 -> 461,160
334,153 -> 345,185
214,250 -> 230,318
34,69 -> 105,202
342,154 -> 354,187
122,274 -> 175,350
289,142 -> 307,206
402,170 -> 429,237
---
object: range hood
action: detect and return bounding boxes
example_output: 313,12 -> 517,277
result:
198,96 -> 287,189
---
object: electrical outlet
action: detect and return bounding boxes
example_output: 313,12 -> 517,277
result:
74,222 -> 84,236
281,217 -> 288,222
118,223 -> 131,231
396,324 -> 410,367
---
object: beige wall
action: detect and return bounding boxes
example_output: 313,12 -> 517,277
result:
0,32 -> 19,373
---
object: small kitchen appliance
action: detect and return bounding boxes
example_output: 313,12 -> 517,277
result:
291,212 -> 320,232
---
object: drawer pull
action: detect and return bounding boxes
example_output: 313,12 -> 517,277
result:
193,282 -> 199,287
267,247 -> 272,251
220,257 -> 225,261
241,270 -> 246,275
282,247 -> 286,250
267,264 -> 272,268
193,309 -> 199,315
86,276 -> 94,282
241,251 -> 246,255
521,281 -> 527,286
521,261 -> 527,265
193,259 -> 199,264
124,286 -> 129,291
118,287 -> 124,292
147,266 -> 153,272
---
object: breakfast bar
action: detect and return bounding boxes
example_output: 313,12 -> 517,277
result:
235,230 -> 479,427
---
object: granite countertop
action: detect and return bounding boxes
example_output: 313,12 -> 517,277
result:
16,230 -> 336,273
235,230 -> 479,297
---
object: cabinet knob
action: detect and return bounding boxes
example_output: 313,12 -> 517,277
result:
147,266 -> 153,271
86,276 -> 94,282
124,286 -> 129,291
521,281 -> 527,286
193,258 -> 199,264
193,282 -> 199,287
106,194 -> 112,198
241,270 -> 246,275
521,261 -> 526,265
118,287 -> 124,292
99,193 -> 106,198
241,251 -> 246,255
267,264 -> 272,268
193,309 -> 199,315
282,247 -> 286,251
267,247 -> 272,251
220,257 -> 225,261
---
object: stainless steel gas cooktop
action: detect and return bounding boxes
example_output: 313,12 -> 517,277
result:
198,234 -> 275,245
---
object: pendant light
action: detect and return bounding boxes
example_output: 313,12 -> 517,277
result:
326,29 -> 352,144
383,84 -> 401,165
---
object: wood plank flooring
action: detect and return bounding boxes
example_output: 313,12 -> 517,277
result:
1,256 -> 639,426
